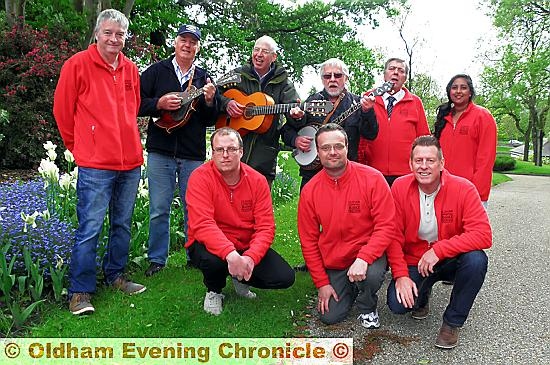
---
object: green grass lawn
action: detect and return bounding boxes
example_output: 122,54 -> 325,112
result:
505,159 -> 550,175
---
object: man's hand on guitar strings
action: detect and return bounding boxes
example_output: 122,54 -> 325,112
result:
360,92 -> 375,112
290,106 -> 304,120
204,77 -> 216,106
295,135 -> 313,152
157,93 -> 184,111
227,99 -> 245,118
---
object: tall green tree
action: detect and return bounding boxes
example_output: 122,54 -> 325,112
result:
481,0 -> 550,164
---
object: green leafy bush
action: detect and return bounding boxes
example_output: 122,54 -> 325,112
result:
493,155 -> 517,171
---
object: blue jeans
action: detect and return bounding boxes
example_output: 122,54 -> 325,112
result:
387,250 -> 488,327
69,166 -> 141,295
146,152 -> 202,265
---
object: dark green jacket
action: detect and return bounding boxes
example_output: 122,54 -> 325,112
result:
219,60 -> 300,181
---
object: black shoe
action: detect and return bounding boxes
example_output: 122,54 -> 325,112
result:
145,262 -> 164,277
293,263 -> 308,272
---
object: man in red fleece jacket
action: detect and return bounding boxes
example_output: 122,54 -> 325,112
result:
386,135 -> 492,349
298,123 -> 395,329
185,127 -> 295,315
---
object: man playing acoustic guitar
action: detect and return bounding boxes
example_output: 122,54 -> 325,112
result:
281,58 -> 379,190
139,24 -> 219,276
218,35 -> 302,187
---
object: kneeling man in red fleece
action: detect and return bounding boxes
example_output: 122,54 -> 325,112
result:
186,127 -> 295,315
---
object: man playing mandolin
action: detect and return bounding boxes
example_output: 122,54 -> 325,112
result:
218,35 -> 303,187
281,58 -> 379,190
139,24 -> 219,276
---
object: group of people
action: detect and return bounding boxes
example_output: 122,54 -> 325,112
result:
53,9 -> 497,350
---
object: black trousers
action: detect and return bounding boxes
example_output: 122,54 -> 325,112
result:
189,242 -> 295,293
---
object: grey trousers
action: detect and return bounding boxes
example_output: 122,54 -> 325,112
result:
320,255 -> 387,325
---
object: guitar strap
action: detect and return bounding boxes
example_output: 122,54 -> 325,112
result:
181,67 -> 197,122
322,92 -> 344,124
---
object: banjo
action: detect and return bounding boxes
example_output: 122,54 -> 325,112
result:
293,81 -> 394,170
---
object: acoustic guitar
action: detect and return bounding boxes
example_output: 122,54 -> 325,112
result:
293,81 -> 394,170
216,89 -> 333,136
155,72 -> 241,133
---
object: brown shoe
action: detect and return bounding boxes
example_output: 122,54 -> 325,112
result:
435,322 -> 459,349
112,276 -> 146,295
69,293 -> 94,315
411,303 -> 429,320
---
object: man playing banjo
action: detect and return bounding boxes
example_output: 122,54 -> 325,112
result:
282,58 -> 379,190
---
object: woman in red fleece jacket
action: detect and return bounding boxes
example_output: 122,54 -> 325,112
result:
433,74 -> 497,207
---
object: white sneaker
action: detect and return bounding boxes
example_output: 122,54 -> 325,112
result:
203,291 -> 225,315
358,310 -> 380,329
232,278 -> 257,299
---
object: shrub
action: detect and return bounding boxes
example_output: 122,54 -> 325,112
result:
493,155 -> 517,171
0,24 -> 79,168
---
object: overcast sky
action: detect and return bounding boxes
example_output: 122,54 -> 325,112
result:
296,0 -> 499,97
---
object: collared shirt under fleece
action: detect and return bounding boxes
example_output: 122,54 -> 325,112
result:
357,87 -> 430,176
185,161 -> 275,265
53,44 -> 143,170
139,56 -> 219,161
385,169 -> 493,279
297,161 -> 396,288
438,102 -> 497,201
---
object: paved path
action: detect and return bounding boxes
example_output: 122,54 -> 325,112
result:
308,174 -> 550,364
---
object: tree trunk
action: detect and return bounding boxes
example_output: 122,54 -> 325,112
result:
5,0 -> 26,27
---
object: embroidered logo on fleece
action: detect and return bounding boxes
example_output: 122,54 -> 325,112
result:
442,210 -> 454,223
348,200 -> 360,213
124,79 -> 133,91
241,200 -> 253,212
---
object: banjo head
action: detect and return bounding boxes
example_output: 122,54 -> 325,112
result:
294,125 -> 319,167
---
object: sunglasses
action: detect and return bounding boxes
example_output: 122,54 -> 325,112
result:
322,73 -> 344,80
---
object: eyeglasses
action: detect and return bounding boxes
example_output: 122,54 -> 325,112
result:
212,146 -> 241,155
319,143 -> 346,152
253,47 -> 274,55
322,73 -> 344,80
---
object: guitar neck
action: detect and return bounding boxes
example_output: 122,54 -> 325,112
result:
331,103 -> 362,125
245,103 -> 299,116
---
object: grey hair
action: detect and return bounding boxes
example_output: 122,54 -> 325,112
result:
94,9 -> 129,35
319,58 -> 350,79
384,57 -> 409,76
255,35 -> 278,53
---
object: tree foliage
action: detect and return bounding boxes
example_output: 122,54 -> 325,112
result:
481,0 -> 550,164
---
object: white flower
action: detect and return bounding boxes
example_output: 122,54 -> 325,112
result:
64,149 -> 74,163
54,254 -> 64,270
59,173 -> 72,190
43,141 -> 57,151
21,211 -> 40,232
0,206 -> 6,221
40,209 -> 51,220
38,158 -> 60,183
281,152 -> 290,160
46,149 -> 57,161
137,178 -> 149,199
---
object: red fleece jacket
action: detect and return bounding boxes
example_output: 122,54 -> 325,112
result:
439,102 -> 497,201
386,170 -> 492,279
53,44 -> 143,170
357,87 -> 430,176
298,161 -> 396,288
185,161 -> 275,264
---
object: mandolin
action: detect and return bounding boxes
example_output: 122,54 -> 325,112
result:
155,72 -> 241,133
215,89 -> 333,136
